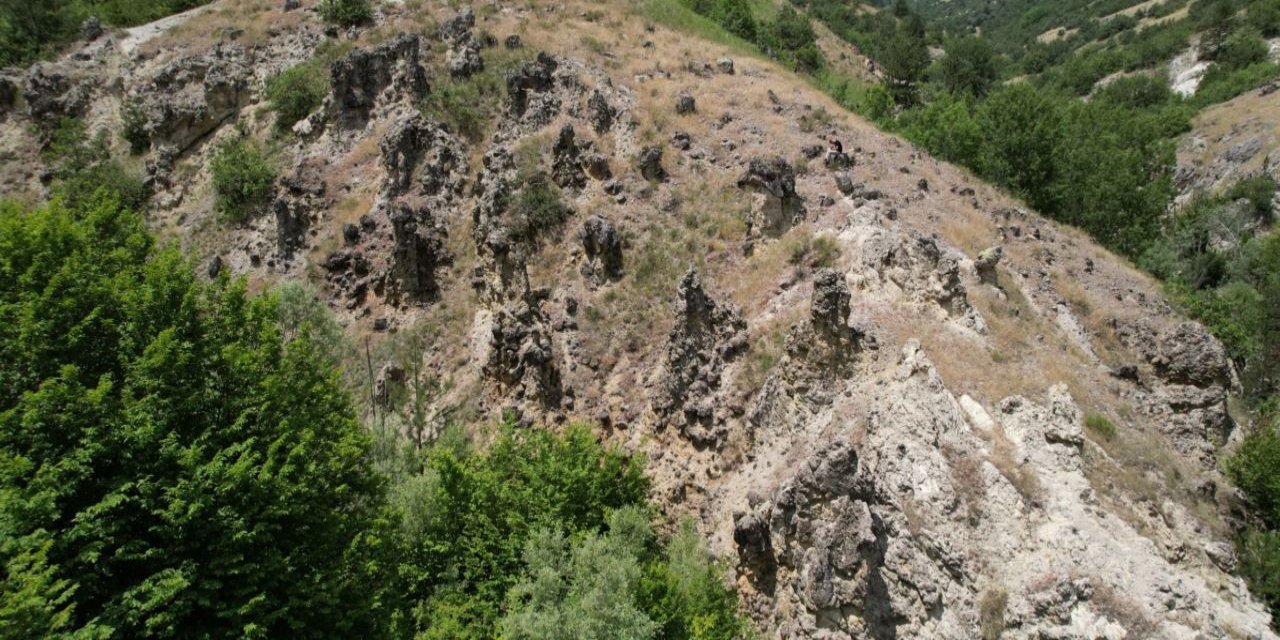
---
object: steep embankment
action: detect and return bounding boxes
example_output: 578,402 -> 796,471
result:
0,0 -> 1273,637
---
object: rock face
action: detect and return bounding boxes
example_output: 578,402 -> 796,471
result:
862,231 -> 986,333
974,245 -> 1002,285
736,343 -> 1274,639
578,214 -> 623,285
25,64 -> 94,126
636,145 -> 667,182
506,52 -> 560,127
738,156 -> 804,238
587,89 -> 615,133
378,113 -> 464,199
653,269 -> 748,447
127,43 -> 249,153
441,8 -> 484,79
1118,320 -> 1236,461
551,124 -> 587,190
328,34 -> 428,128
386,203 -> 450,304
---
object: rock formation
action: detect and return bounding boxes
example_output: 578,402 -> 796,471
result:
653,269 -> 748,447
738,156 -> 805,238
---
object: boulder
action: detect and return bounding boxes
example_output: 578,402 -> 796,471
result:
587,88 -> 614,133
636,145 -> 667,182
717,57 -> 735,74
675,93 -> 696,114
578,214 -> 623,284
974,245 -> 1002,285
387,203 -> 450,303
551,123 -> 586,190
80,16 -> 103,42
737,156 -> 804,238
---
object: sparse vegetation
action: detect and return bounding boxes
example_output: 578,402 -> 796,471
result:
978,587 -> 1008,640
266,61 -> 329,132
0,0 -> 212,65
210,137 -> 277,222
1085,413 -> 1119,441
318,0 -> 373,27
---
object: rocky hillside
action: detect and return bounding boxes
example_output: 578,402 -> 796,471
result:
1,0 -> 1276,637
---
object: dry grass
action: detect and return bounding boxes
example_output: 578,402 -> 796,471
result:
942,444 -> 987,524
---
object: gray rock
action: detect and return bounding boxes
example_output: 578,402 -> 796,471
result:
653,268 -> 747,446
387,202 -> 450,303
329,34 -> 428,128
636,145 -> 667,182
579,214 -> 623,284
80,16 -> 103,42
587,88 -> 614,133
717,57 -> 735,74
737,156 -> 804,238
504,35 -> 523,49
974,245 -> 1002,285
675,93 -> 696,114
551,124 -> 586,190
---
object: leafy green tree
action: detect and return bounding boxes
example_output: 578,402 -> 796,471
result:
759,6 -> 824,72
712,0 -> 758,41
898,93 -> 982,166
397,424 -> 649,637
1217,26 -> 1270,70
0,194 -> 392,637
938,36 -> 997,97
877,20 -> 930,104
974,83 -> 1063,208
503,508 -> 660,640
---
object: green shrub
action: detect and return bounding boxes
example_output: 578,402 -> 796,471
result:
1237,528 -> 1280,621
43,117 -> 147,212
265,62 -> 328,132
1228,424 -> 1280,529
119,103 -> 149,154
1226,174 -> 1278,223
317,0 -> 372,27
1217,26 -> 1269,71
211,137 -> 277,222
1084,413 -> 1118,441
512,173 -> 571,237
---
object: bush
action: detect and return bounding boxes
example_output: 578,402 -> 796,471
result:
265,62 -> 328,132
120,103 -> 150,154
317,0 -> 372,27
1218,26 -> 1270,71
1084,413 -> 1118,441
1228,424 -> 1280,528
1236,528 -> 1280,620
512,173 -> 571,237
211,137 -> 277,222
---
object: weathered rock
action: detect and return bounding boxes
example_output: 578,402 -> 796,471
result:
675,93 -> 696,114
379,112 -> 463,198
834,172 -> 855,195
439,7 -> 475,44
504,35 -> 523,49
446,39 -> 485,79
587,88 -> 614,133
506,52 -> 558,119
974,245 -> 1002,285
25,64 -> 93,125
343,222 -> 360,245
653,268 -> 748,446
273,197 -> 310,257
717,57 -> 735,74
387,202 -> 450,304
863,231 -> 986,333
670,131 -> 691,151
636,145 -> 667,182
80,16 -> 103,42
329,34 -> 428,128
128,43 -> 249,152
1153,322 -> 1231,388
578,214 -> 622,284
737,156 -> 804,238
207,255 -> 223,279
283,0 -> 301,10
551,123 -> 586,190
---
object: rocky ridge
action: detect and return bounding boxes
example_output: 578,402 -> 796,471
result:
0,0 -> 1273,637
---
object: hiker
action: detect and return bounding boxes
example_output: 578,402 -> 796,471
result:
825,136 -> 849,167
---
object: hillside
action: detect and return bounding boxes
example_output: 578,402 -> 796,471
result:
2,0 -> 1279,638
